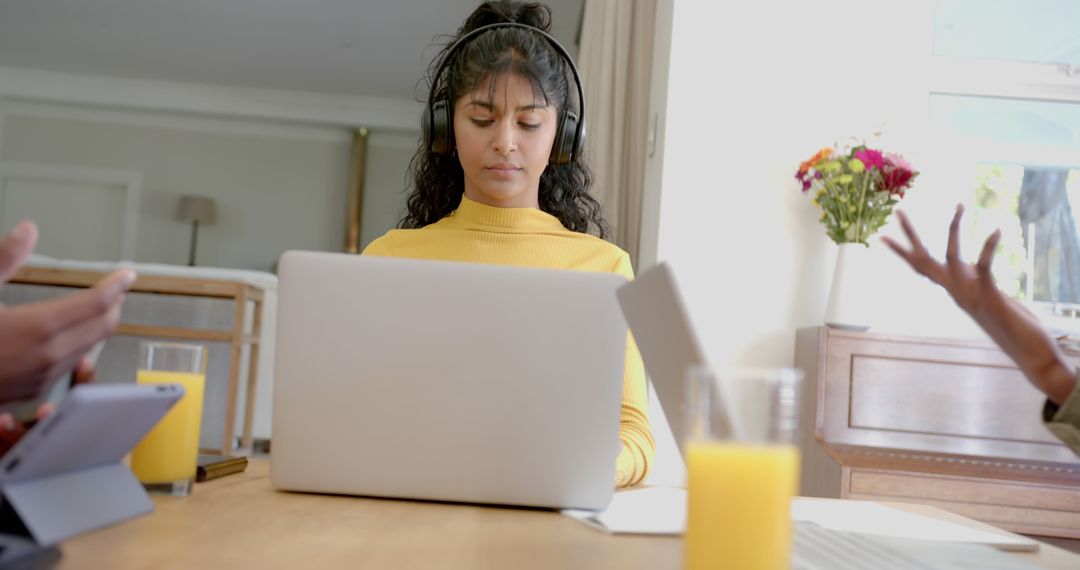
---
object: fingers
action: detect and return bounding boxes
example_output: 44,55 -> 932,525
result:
36,269 -> 135,332
976,229 -> 1002,278
883,211 -> 921,266
882,234 -> 932,279
73,355 -> 97,385
0,413 -> 27,457
886,211 -> 947,284
881,235 -> 904,255
945,204 -> 964,265
6,270 -> 130,388
894,210 -> 927,254
880,236 -> 914,266
40,301 -> 122,385
36,402 -> 55,421
9,379 -> 45,402
0,220 -> 38,284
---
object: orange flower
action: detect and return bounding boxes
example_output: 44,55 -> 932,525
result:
798,147 -> 833,174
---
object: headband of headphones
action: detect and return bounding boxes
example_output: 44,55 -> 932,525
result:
423,21 -> 587,165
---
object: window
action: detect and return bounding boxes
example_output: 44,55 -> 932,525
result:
933,0 -> 1080,69
930,0 -> 1080,318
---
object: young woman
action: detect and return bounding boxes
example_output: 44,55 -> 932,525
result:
363,1 -> 655,487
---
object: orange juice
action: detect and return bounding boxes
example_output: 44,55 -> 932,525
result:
684,442 -> 800,570
131,370 -> 205,484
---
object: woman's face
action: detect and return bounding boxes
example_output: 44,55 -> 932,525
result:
453,73 -> 558,208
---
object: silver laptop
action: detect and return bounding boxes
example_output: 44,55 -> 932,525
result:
271,251 -> 627,510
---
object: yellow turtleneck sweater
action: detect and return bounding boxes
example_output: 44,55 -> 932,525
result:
362,195 -> 655,487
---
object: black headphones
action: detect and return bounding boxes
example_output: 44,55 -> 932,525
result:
422,22 -> 587,165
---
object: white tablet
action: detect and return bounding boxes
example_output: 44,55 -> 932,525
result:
0,383 -> 183,484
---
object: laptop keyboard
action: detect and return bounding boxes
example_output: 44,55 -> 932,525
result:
794,522 -> 930,569
793,522 -> 1042,570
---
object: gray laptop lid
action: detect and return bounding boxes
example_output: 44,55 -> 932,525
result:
616,262 -> 709,458
271,252 -> 628,510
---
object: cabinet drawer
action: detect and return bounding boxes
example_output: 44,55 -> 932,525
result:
846,468 -> 1080,538
806,326 -> 1080,467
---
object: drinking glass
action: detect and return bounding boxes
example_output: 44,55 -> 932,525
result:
130,341 -> 206,496
683,366 -> 803,570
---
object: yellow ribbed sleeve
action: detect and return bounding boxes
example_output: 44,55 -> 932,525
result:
362,196 -> 655,487
611,255 -> 656,488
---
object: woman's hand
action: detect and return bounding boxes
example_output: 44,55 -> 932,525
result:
0,220 -> 134,405
882,205 -> 1076,404
0,354 -> 97,457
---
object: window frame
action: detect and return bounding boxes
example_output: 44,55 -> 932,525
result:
926,40 -> 1080,319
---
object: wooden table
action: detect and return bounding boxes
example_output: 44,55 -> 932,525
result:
56,460 -> 1080,569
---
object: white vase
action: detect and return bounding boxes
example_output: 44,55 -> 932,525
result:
824,243 -> 872,331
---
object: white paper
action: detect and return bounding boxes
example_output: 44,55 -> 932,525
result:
561,486 -> 687,535
561,490 -> 1038,553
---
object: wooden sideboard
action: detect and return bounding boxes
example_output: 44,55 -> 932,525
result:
794,326 -> 1080,539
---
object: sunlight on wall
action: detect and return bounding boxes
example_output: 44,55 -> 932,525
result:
647,0 -> 978,370
639,0 -> 1005,486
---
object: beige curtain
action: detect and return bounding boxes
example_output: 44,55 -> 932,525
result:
578,0 -> 656,268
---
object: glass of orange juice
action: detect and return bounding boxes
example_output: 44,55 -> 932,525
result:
683,366 -> 803,570
130,341 -> 206,496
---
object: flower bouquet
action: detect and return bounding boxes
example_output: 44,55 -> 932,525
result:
796,145 -> 918,245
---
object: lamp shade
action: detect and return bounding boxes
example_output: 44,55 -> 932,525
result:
176,195 -> 217,225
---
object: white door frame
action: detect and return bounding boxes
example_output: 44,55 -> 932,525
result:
0,161 -> 142,260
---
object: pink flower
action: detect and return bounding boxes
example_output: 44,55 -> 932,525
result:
853,148 -> 885,170
880,153 -> 917,196
885,153 -> 913,172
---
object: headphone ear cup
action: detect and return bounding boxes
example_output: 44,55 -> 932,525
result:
573,116 -> 586,163
550,111 -> 579,165
426,99 -> 453,155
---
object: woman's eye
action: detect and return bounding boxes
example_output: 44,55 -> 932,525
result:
469,118 -> 493,127
519,122 -> 541,130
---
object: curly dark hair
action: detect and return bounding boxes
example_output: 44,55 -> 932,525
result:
399,0 -> 610,239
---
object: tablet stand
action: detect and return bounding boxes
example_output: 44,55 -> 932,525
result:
0,463 -> 153,566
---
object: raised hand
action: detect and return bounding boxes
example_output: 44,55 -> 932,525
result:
882,205 -> 1076,404
0,221 -> 135,404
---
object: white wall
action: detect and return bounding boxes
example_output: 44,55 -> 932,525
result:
0,99 -> 6,158
0,101 -> 418,446
639,0 -> 994,484
0,105 -> 416,270
361,133 -> 417,250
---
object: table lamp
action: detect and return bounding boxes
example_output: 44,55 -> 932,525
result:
176,195 -> 216,266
